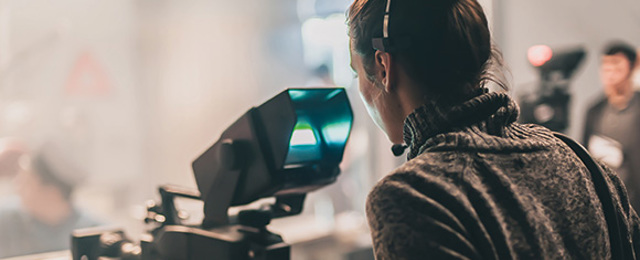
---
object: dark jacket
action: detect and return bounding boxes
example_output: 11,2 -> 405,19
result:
582,93 -> 640,145
583,92 -> 640,210
367,92 -> 640,259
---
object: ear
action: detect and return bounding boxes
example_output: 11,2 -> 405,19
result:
374,50 -> 396,93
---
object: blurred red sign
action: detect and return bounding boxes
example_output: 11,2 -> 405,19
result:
65,52 -> 111,96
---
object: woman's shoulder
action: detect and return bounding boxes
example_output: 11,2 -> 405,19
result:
391,149 -> 474,181
365,152 -> 482,258
367,151 -> 474,212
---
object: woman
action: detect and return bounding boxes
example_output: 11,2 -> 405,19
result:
347,0 -> 640,259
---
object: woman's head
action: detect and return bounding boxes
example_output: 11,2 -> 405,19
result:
348,0 -> 502,143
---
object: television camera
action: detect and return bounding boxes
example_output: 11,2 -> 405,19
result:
71,88 -> 354,260
519,45 -> 586,132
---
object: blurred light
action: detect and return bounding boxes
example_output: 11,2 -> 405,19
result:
528,45 -> 553,67
300,14 -> 352,87
3,101 -> 32,128
301,17 -> 347,47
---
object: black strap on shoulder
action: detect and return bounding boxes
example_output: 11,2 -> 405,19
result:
553,132 -> 629,259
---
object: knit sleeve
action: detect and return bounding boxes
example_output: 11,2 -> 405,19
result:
366,174 -> 480,260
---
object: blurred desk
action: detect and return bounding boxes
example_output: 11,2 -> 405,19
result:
2,251 -> 70,260
270,212 -> 374,260
2,212 -> 373,260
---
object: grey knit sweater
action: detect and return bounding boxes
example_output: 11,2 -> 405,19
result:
366,92 -> 640,259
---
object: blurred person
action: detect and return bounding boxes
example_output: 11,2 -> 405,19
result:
583,41 -> 640,210
0,138 -> 28,198
347,0 -> 640,259
635,47 -> 640,86
0,137 -> 28,179
306,64 -> 337,87
0,139 -> 100,258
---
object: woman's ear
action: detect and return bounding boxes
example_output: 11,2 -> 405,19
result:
374,50 -> 395,93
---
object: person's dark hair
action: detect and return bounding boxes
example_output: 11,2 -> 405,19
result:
603,41 -> 637,69
348,0 -> 506,102
29,141 -> 88,201
314,64 -> 331,78
31,153 -> 74,200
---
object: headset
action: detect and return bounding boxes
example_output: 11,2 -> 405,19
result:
371,0 -> 411,53
371,0 -> 410,156
371,0 -> 392,51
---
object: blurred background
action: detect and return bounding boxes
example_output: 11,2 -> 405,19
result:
0,0 -> 638,259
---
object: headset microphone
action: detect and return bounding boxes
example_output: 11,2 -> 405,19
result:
391,144 -> 408,157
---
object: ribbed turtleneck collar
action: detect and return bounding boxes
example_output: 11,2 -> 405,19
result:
403,92 -> 520,160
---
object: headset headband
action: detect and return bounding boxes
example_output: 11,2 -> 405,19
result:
372,0 -> 392,52
372,0 -> 411,52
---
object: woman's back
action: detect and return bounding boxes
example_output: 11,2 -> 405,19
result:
366,92 -> 640,259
